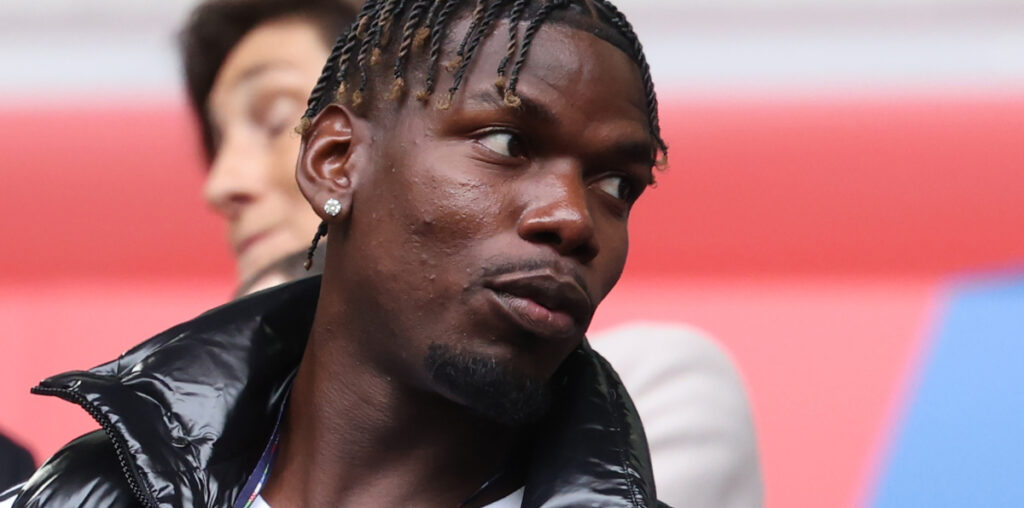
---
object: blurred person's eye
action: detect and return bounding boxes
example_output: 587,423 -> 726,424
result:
252,93 -> 302,138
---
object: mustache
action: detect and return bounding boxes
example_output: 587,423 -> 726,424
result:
479,258 -> 591,298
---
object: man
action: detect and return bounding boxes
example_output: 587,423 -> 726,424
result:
182,1 -> 760,502
8,1 -> 680,505
185,0 -> 758,505
182,1 -> 760,503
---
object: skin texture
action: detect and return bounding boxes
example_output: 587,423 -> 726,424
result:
204,17 -> 330,283
263,17 -> 655,508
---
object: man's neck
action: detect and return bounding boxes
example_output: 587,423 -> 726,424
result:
260,318 -> 525,508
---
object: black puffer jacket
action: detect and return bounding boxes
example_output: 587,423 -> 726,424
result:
9,277 -> 665,507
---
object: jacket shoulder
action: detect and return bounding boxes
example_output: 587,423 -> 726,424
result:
13,430 -> 141,508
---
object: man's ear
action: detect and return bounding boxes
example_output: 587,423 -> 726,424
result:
296,104 -> 366,221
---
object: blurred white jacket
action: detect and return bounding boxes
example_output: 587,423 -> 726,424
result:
592,323 -> 763,508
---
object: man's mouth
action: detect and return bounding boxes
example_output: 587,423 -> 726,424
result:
484,270 -> 592,340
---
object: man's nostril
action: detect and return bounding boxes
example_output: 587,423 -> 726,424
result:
530,231 -> 562,247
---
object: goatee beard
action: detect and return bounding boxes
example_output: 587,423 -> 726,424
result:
424,343 -> 552,427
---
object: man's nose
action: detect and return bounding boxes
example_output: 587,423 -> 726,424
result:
203,136 -> 264,219
516,163 -> 599,264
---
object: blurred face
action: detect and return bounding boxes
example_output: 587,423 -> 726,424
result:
205,18 -> 329,283
312,19 -> 655,423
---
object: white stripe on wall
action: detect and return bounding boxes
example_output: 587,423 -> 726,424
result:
0,1 -> 1021,101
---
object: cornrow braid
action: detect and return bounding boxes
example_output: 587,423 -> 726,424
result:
305,221 -> 329,270
496,0 -> 528,83
415,0 -> 446,49
587,0 -> 667,161
310,33 -> 348,102
333,28 -> 361,100
298,21 -> 356,135
393,0 -> 433,98
378,0 -> 406,48
447,0 -> 505,105
354,1 -> 391,105
322,0 -> 380,108
504,0 -> 569,106
420,0 -> 460,102
447,0 -> 487,73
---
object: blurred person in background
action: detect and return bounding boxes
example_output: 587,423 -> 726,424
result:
181,0 -> 761,506
181,0 -> 360,289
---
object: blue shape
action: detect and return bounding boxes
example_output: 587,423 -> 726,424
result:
872,274 -> 1024,508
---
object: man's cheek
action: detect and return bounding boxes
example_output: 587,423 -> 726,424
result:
408,175 -> 505,247
593,227 -> 630,302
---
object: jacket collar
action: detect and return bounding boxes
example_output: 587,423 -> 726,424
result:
36,276 -> 658,507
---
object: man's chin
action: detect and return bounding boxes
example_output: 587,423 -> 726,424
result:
424,343 -> 552,427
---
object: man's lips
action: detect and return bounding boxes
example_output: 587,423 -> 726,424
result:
484,271 -> 593,339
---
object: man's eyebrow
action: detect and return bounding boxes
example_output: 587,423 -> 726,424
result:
610,139 -> 658,168
463,90 -> 558,124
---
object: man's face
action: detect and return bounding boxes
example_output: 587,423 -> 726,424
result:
205,18 -> 329,284
325,20 -> 654,422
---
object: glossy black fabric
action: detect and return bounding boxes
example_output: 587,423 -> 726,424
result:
0,433 -> 34,492
13,277 -> 665,507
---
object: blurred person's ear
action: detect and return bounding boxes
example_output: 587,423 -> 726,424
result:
296,104 -> 367,222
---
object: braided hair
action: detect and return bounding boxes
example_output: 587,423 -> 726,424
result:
301,0 -> 667,268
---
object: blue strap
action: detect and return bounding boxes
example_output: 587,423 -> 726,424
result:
233,394 -> 289,508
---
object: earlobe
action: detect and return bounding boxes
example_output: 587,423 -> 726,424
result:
296,104 -> 363,221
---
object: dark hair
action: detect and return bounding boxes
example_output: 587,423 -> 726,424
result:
179,0 -> 359,160
298,0 -> 667,161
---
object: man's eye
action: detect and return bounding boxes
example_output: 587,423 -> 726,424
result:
594,175 -> 636,202
477,131 -> 525,158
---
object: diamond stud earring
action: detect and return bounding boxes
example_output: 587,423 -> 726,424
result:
324,198 -> 343,217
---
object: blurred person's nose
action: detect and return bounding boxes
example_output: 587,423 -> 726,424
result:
203,132 -> 266,220
516,160 -> 599,264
